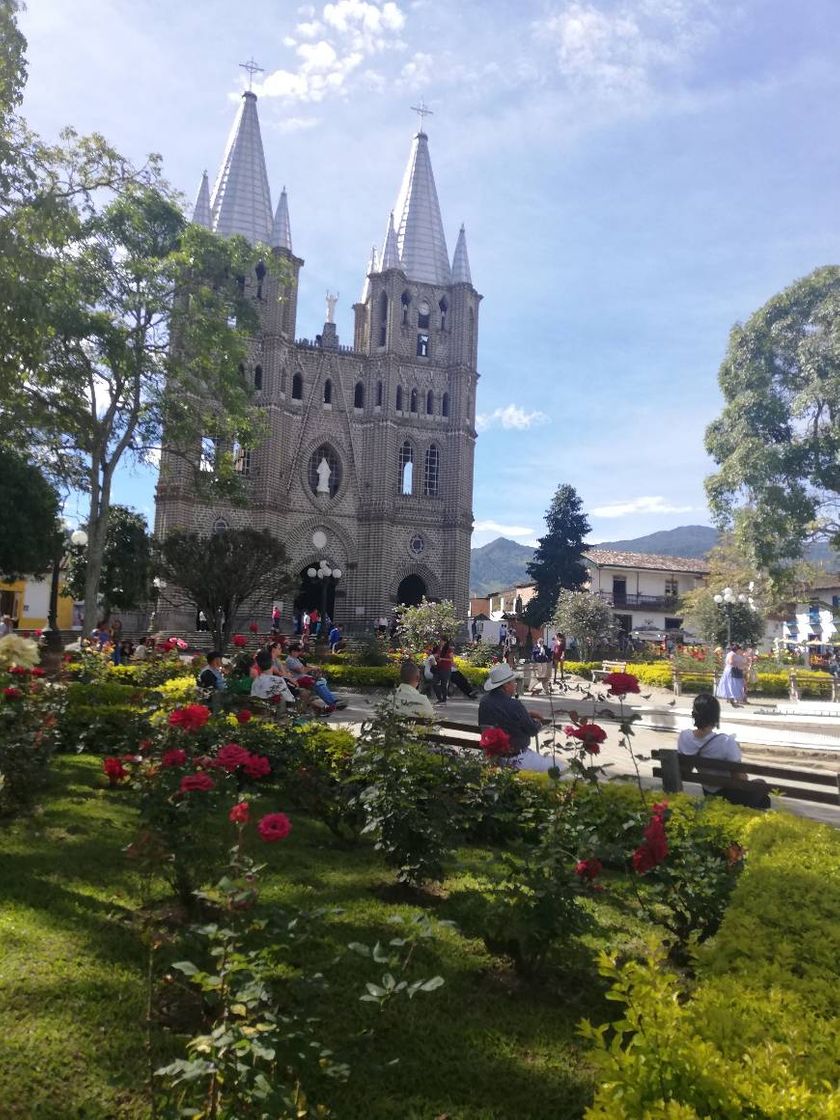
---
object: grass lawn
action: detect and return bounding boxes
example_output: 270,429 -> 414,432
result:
0,756 -> 651,1119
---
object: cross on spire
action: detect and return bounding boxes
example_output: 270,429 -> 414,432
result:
239,57 -> 264,91
410,99 -> 434,129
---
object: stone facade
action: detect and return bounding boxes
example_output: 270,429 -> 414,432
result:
155,111 -> 480,633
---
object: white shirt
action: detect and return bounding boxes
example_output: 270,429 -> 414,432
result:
251,673 -> 294,704
677,728 -> 741,792
389,683 -> 436,721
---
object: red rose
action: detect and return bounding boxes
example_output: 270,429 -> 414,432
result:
215,742 -> 251,771
566,722 -> 608,754
34,628 -> 42,637
480,726 -> 514,759
3,686 -> 23,700
229,801 -> 250,824
103,756 -> 128,784
603,672 -> 640,697
575,857 -> 603,881
236,709 -> 252,724
8,666 -> 29,677
248,622 -> 259,634
243,753 -> 271,780
161,748 -> 188,768
168,704 -> 211,732
179,773 -> 215,793
633,807 -> 669,873
30,667 -> 46,678
232,634 -> 247,648
258,812 -> 292,842
138,739 -> 153,753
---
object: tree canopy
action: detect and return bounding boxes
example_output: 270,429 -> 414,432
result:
0,446 -> 59,581
551,590 -> 613,661
395,598 -> 460,653
685,592 -> 765,649
154,528 -> 293,651
705,266 -> 840,575
64,506 -> 151,617
524,484 -> 590,627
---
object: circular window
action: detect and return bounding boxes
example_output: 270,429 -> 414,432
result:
312,529 -> 328,550
308,445 -> 342,497
409,533 -> 425,557
417,300 -> 430,316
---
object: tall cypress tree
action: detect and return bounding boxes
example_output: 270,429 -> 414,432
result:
523,483 -> 590,626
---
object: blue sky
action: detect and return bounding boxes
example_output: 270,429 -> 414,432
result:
19,0 -> 840,548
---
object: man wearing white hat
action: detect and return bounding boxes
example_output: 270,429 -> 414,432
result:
478,663 -> 562,773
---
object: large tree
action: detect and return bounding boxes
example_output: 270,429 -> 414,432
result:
64,505 -> 151,619
154,529 -> 294,651
0,446 -> 59,581
551,590 -> 614,661
705,266 -> 840,576
523,483 -> 591,626
686,592 -> 765,649
0,2 -> 277,634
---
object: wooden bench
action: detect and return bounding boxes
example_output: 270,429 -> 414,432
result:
592,660 -> 627,683
425,718 -> 484,751
652,747 -> 840,807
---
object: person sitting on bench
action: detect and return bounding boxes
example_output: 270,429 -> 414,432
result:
677,692 -> 770,809
389,661 -> 437,721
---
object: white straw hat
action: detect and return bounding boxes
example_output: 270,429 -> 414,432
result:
483,663 -> 521,691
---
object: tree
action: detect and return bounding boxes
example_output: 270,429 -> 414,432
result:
705,266 -> 840,576
551,591 -> 614,661
523,484 -> 590,626
686,592 -> 765,649
0,446 -> 59,580
155,529 -> 294,651
395,598 -> 460,654
63,506 -> 151,617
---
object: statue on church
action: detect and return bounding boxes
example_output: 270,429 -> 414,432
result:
325,291 -> 339,323
315,456 -> 332,494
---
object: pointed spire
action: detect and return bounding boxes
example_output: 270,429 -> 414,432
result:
191,171 -> 212,228
209,91 -> 273,244
391,130 -> 451,285
360,245 -> 377,302
451,224 -> 472,285
270,186 -> 292,251
380,211 -> 400,270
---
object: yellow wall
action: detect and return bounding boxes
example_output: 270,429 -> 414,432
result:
0,577 -> 75,631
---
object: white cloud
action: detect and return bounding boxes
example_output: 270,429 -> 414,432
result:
273,115 -> 321,133
475,404 -> 550,431
473,520 -> 535,538
591,495 -> 694,518
399,51 -> 434,86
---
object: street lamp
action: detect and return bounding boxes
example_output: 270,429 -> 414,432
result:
308,560 -> 342,636
149,577 -> 167,634
43,524 -> 88,651
713,585 -> 755,647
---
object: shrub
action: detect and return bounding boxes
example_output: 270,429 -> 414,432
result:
0,671 -> 61,814
58,681 -> 156,754
582,813 -> 840,1117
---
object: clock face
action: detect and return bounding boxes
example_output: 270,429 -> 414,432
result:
312,529 -> 327,550
409,533 -> 425,557
417,300 -> 430,316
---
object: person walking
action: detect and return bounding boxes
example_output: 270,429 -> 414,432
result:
715,644 -> 747,707
434,641 -> 454,703
271,605 -> 281,634
422,644 -> 438,697
530,638 -> 551,695
552,632 -> 566,684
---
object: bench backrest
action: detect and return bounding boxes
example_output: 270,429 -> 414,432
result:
602,661 -> 627,673
652,747 -> 840,807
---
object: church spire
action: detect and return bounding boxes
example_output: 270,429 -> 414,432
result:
451,224 -> 472,285
209,90 -> 273,244
391,127 -> 451,285
360,245 -> 377,302
191,170 -> 212,228
380,211 -> 400,270
270,186 -> 292,251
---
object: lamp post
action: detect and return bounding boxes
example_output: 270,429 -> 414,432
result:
306,560 -> 342,637
43,524 -> 88,652
713,584 -> 755,647
150,577 -> 167,635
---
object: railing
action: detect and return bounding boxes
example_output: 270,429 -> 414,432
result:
295,338 -> 363,355
595,591 -> 681,611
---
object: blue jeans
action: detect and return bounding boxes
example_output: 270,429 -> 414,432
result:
313,678 -> 337,706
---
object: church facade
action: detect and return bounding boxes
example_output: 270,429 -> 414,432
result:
154,90 -> 480,631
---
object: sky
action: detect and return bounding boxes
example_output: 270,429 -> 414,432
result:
18,0 -> 840,549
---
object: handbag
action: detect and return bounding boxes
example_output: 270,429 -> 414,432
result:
730,666 -> 744,679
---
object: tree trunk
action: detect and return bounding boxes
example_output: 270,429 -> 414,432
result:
83,462 -> 112,637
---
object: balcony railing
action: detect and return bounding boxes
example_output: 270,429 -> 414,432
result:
595,591 -> 681,612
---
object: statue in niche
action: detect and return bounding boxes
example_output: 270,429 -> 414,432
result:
325,291 -> 339,323
315,456 -> 332,494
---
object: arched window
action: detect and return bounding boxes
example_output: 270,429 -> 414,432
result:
212,517 -> 229,535
442,392 -> 450,417
376,380 -> 383,407
439,296 -> 448,330
410,388 -> 418,413
396,385 -> 403,411
401,290 -> 411,326
378,291 -> 388,347
468,307 -> 475,359
323,378 -> 332,405
255,259 -> 266,300
417,299 -> 430,329
353,381 -> 364,409
424,444 -> 440,497
280,367 -> 287,394
254,365 -> 263,390
238,362 -> 245,378
399,441 -> 414,495
426,389 -> 434,414
232,441 -> 251,478
308,445 -> 342,497
292,372 -> 303,400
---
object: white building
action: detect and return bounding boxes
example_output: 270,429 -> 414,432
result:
583,549 -> 710,638
781,572 -> 840,647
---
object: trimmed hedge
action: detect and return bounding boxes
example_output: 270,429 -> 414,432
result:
584,811 -> 840,1117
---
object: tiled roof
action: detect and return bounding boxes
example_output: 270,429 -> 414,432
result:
584,549 -> 710,574
808,571 -> 840,591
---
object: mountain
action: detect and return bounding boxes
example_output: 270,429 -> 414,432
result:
469,525 -> 840,594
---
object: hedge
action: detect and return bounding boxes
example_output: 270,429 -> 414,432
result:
584,811 -> 840,1117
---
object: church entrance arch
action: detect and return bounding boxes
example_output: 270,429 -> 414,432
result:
397,573 -> 426,607
293,565 -> 337,627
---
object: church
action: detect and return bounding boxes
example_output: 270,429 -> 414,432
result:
154,87 -> 480,631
